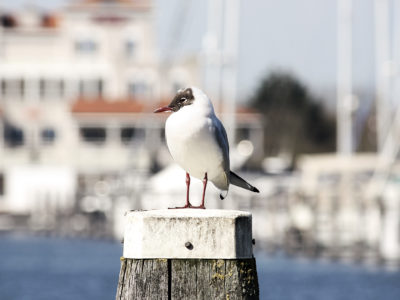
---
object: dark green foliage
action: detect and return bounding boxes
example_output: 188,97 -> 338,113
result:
250,71 -> 336,162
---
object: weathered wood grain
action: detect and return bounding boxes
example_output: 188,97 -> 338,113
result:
116,258 -> 259,300
116,258 -> 169,300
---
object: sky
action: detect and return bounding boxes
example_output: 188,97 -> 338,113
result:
0,0 -> 376,106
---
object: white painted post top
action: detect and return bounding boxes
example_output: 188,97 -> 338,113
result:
123,209 -> 253,259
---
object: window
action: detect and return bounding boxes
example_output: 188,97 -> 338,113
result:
125,40 -> 136,58
41,128 -> 56,144
0,173 -> 4,196
75,39 -> 97,54
236,128 -> 250,141
19,79 -> 24,98
80,127 -> 106,144
121,127 -> 145,144
128,81 -> 148,99
39,79 -> 45,99
160,129 -> 165,142
79,80 -> 84,97
4,123 -> 24,147
1,79 -> 22,99
41,79 -> 63,99
97,79 -> 103,97
79,79 -> 103,98
1,79 -> 5,97
121,127 -> 136,144
59,80 -> 65,98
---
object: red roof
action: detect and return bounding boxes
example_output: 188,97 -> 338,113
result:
71,99 -> 146,114
80,0 -> 142,4
67,0 -> 151,10
70,98 -> 262,123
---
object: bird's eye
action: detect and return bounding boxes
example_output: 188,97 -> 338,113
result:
180,97 -> 187,103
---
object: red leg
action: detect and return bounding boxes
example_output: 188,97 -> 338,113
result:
170,172 -> 193,209
185,172 -> 191,206
191,173 -> 207,209
201,173 -> 208,208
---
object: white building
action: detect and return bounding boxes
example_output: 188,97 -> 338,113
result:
0,0 -> 201,215
0,0 -> 263,227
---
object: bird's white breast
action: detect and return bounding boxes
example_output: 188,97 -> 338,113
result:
165,105 -> 225,182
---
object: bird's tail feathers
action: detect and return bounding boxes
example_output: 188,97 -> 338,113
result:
229,171 -> 259,193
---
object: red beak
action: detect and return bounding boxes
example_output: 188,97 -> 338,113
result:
154,106 -> 173,113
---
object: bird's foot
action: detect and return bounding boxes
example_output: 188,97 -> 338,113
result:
169,204 -> 206,209
169,204 -> 191,209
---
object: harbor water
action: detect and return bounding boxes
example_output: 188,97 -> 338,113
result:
0,235 -> 399,300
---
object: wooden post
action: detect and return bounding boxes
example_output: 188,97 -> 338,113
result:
116,209 -> 259,299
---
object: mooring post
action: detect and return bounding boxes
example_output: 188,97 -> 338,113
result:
116,209 -> 259,299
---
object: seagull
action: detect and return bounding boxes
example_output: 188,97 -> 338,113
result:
154,87 -> 259,209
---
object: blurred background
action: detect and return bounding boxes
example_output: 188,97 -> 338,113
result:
0,0 -> 399,299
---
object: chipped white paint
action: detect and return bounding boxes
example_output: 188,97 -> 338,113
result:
123,209 -> 253,259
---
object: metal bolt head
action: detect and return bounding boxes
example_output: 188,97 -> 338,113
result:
185,242 -> 193,250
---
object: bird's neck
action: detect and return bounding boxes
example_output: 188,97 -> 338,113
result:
184,102 -> 214,117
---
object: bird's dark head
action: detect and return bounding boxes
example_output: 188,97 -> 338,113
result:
154,87 -> 195,113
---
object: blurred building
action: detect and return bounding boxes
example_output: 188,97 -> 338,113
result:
0,0 -> 262,234
0,0 -> 199,220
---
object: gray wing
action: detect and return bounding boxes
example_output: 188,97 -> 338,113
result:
211,115 -> 230,178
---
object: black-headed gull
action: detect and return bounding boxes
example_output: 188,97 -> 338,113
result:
154,87 -> 259,209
